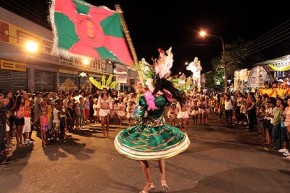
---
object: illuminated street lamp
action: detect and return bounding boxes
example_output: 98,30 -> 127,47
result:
82,57 -> 90,65
24,40 -> 39,53
199,30 -> 227,93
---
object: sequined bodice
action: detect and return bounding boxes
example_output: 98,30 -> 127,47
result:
139,95 -> 167,119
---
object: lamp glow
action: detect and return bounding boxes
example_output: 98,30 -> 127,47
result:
82,58 -> 90,65
25,40 -> 38,53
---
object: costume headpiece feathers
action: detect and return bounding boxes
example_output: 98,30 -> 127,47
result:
139,47 -> 186,107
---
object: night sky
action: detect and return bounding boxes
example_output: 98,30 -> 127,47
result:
1,0 -> 289,75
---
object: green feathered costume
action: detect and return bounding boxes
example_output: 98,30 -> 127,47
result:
114,95 -> 190,160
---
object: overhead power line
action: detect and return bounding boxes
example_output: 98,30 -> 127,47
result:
228,20 -> 290,60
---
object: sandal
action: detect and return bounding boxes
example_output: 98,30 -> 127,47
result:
283,156 -> 290,160
161,180 -> 169,192
139,182 -> 155,193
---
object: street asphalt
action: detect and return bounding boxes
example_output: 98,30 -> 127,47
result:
1,115 -> 290,193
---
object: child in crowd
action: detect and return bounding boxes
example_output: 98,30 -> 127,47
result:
52,101 -> 61,141
40,109 -> 48,147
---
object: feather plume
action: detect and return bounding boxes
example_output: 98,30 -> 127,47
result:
154,47 -> 173,78
144,91 -> 158,111
106,74 -> 113,86
89,77 -> 102,89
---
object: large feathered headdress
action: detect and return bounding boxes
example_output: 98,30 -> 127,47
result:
139,47 -> 186,107
139,47 -> 173,91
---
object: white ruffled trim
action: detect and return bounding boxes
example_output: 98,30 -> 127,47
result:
114,133 -> 190,160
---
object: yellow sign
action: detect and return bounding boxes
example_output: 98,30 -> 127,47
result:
0,60 -> 26,72
0,19 -> 53,54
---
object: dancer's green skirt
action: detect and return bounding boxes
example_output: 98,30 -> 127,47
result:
114,95 -> 190,160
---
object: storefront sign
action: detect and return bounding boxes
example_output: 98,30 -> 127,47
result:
0,59 -> 26,72
115,64 -> 128,83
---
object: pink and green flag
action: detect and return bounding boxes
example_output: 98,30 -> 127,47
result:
50,0 -> 133,66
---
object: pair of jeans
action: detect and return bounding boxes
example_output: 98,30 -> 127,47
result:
280,126 -> 289,142
272,124 -> 281,149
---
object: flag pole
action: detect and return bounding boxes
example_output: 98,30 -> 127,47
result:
115,4 -> 144,86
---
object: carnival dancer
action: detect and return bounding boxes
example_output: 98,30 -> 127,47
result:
96,88 -> 113,137
167,103 -> 178,126
190,98 -> 199,125
116,96 -> 126,126
177,95 -> 190,133
114,48 -> 190,193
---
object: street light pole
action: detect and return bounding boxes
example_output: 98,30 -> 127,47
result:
221,38 -> 227,93
199,31 -> 227,93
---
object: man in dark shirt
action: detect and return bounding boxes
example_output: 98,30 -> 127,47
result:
0,98 -> 9,157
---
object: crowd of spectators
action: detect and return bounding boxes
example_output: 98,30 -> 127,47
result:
1,86 -> 290,161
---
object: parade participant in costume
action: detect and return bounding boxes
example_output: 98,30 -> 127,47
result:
96,88 -> 113,137
89,75 -> 117,137
167,103 -> 178,126
116,95 -> 127,126
114,47 -> 190,193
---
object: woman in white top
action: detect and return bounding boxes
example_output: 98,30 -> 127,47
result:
96,88 -> 113,137
224,94 -> 234,127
